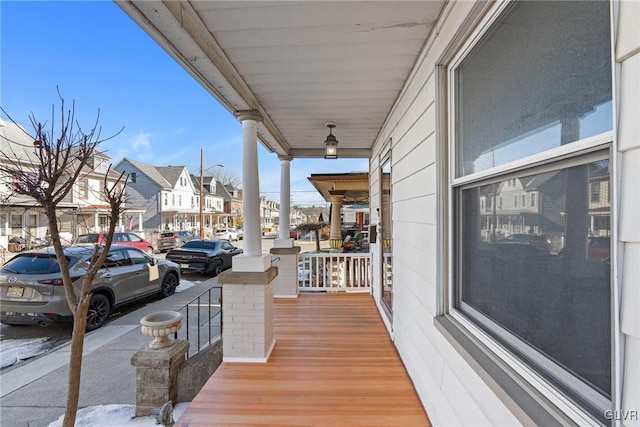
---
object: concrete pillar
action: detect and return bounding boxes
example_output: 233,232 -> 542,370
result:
233,111 -> 270,272
275,156 -> 294,248
270,246 -> 301,298
130,340 -> 189,417
218,268 -> 278,362
329,191 -> 346,250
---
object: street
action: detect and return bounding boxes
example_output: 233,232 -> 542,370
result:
0,236 -> 323,369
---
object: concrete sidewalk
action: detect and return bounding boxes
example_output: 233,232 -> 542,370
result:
0,276 -> 219,427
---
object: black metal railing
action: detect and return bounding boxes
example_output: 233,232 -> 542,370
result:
174,285 -> 222,359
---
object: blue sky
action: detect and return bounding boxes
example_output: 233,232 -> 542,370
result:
0,1 -> 368,207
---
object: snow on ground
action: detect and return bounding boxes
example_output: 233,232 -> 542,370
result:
175,278 -> 200,293
0,279 -> 201,368
47,402 -> 189,427
0,337 -> 56,369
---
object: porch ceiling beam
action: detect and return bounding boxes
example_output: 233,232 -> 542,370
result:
289,148 -> 372,159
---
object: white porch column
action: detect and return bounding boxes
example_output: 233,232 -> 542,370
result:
138,213 -> 143,232
233,111 -> 270,272
275,156 -> 294,248
329,191 -> 346,250
94,213 -> 99,232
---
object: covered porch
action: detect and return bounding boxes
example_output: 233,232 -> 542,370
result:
114,0 -> 437,423
176,292 -> 430,426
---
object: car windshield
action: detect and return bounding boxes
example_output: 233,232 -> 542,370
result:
1,253 -> 76,274
181,240 -> 220,250
76,234 -> 98,243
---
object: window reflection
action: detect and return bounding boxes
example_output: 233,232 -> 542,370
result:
459,159 -> 611,396
381,157 -> 392,316
456,1 -> 612,176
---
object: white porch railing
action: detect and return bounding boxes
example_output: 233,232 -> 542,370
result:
298,252 -> 372,291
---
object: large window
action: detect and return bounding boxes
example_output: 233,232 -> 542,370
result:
452,1 -> 612,421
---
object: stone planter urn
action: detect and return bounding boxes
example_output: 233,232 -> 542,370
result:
140,311 -> 183,350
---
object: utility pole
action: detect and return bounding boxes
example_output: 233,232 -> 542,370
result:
199,149 -> 204,239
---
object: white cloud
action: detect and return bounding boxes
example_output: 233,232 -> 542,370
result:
132,131 -> 151,152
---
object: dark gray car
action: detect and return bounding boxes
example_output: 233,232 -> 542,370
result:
0,245 -> 180,331
156,230 -> 198,253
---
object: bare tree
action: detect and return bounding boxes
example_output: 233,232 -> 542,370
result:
295,222 -> 329,252
211,168 -> 241,188
0,93 -> 125,427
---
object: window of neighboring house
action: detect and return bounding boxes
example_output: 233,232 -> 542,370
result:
172,194 -> 175,206
591,182 -> 601,203
0,213 -> 6,236
94,181 -> 102,198
163,193 -> 168,206
78,180 -> 89,200
10,214 -> 22,236
451,0 -> 612,421
178,195 -> 182,206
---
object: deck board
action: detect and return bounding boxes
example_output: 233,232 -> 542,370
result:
176,293 -> 431,426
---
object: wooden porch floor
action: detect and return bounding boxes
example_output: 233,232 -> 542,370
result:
175,292 -> 431,426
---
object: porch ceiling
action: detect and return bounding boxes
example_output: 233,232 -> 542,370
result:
115,1 -> 446,158
308,172 -> 370,205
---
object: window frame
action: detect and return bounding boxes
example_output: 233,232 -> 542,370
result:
442,0 -> 618,424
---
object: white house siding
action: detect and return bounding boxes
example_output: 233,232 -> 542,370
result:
368,1 -> 578,425
616,0 -> 640,424
113,160 -> 163,231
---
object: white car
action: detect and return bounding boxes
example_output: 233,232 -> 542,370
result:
213,228 -> 239,241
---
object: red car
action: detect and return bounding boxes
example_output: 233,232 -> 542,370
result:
75,232 -> 155,256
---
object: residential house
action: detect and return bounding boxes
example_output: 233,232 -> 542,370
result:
298,206 -> 329,224
260,195 -> 278,233
0,118 -> 123,248
189,174 -> 225,235
113,158 -> 200,234
219,184 -> 243,228
118,1 -> 639,425
290,206 -> 306,227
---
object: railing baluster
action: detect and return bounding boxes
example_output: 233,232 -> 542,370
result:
298,252 -> 371,292
171,285 -> 222,360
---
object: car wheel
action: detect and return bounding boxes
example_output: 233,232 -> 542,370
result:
146,247 -> 154,256
161,272 -> 179,297
86,294 -> 111,331
211,260 -> 223,277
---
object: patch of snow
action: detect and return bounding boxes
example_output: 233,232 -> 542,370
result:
175,278 -> 200,293
0,337 -> 55,369
48,402 -> 189,427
